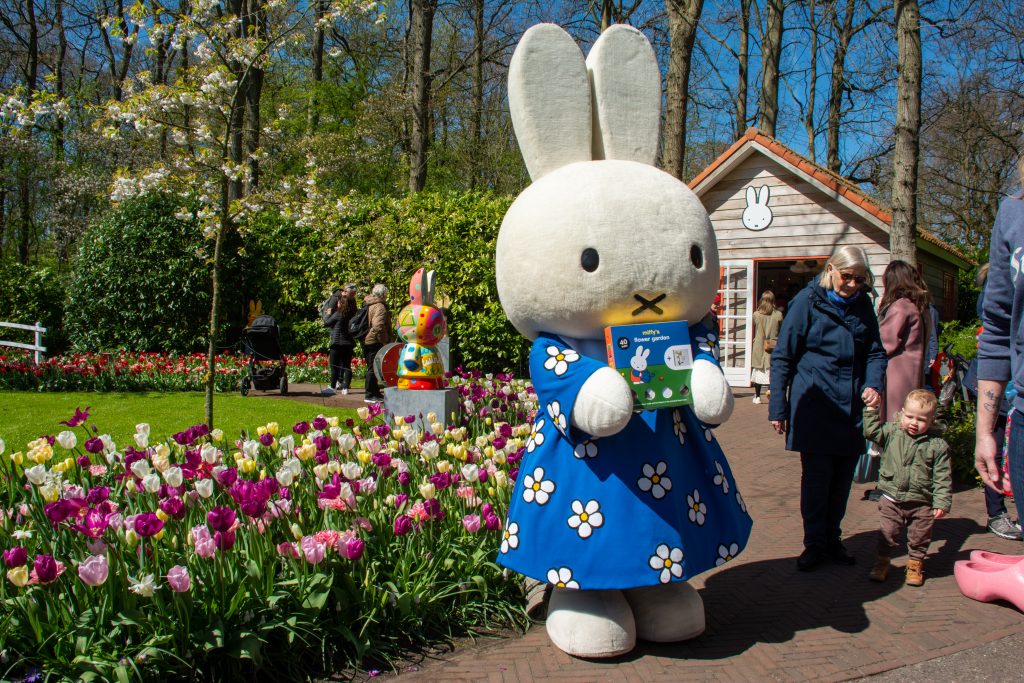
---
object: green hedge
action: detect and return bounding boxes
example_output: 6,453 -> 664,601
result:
243,192 -> 530,372
0,260 -> 67,354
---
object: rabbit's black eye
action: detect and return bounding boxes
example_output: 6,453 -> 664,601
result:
581,248 -> 600,272
690,245 -> 703,269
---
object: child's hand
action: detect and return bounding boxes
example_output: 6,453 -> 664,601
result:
861,387 -> 881,409
932,509 -> 946,519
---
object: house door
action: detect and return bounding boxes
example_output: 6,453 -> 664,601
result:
718,260 -> 754,387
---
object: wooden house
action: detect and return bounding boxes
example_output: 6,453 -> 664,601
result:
690,128 -> 972,387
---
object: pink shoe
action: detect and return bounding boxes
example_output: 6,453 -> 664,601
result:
969,550 -> 1024,567
954,559 -> 1024,611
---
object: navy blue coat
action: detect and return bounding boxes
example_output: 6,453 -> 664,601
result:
769,282 -> 887,456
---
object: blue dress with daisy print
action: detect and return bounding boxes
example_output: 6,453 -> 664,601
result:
498,321 -> 753,590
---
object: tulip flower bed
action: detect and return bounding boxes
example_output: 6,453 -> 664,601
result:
0,350 -> 365,392
0,370 -> 534,680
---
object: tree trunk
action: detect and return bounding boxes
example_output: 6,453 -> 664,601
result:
17,0 -> 39,264
244,0 -> 266,191
735,0 -> 750,140
663,0 -> 705,180
55,0 -> 66,162
469,0 -> 484,189
803,0 -> 819,161
408,0 -> 437,193
601,0 -> 612,31
758,0 -> 784,137
307,0 -> 327,136
891,0 -> 921,265
826,0 -> 855,173
206,187 -> 229,429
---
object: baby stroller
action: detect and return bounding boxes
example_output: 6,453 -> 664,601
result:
240,315 -> 288,396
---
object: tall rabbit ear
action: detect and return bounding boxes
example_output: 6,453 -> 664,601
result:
423,269 -> 436,306
757,185 -> 771,205
508,24 -> 592,181
746,186 -> 757,206
585,24 -> 661,164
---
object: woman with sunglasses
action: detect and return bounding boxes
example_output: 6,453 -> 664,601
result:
769,245 -> 888,571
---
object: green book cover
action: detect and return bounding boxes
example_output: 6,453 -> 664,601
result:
604,321 -> 694,410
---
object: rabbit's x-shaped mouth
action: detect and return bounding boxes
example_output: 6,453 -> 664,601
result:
632,293 -> 666,316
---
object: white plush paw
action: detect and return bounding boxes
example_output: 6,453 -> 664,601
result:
546,588 -> 636,658
691,359 -> 734,425
623,582 -> 705,642
571,366 -> 634,437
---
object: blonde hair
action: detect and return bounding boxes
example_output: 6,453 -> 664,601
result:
904,388 -> 938,413
756,290 -> 776,315
818,245 -> 874,290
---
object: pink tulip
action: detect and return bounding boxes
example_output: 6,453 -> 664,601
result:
78,554 -> 108,587
276,542 -> 300,559
166,565 -> 190,593
462,514 -> 481,534
336,531 -> 365,561
195,536 -> 217,559
300,536 -> 326,565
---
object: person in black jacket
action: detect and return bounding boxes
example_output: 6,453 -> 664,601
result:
769,245 -> 888,571
324,287 -> 358,394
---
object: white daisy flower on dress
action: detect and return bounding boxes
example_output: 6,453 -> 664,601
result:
573,439 -> 599,459
526,418 -> 546,453
543,346 -> 580,376
716,542 -> 740,566
696,332 -> 720,360
547,401 -> 568,436
522,467 -> 555,505
672,410 -> 687,445
736,490 -> 747,514
713,461 -> 730,494
547,566 -> 579,589
501,521 -> 520,553
637,462 -> 672,499
687,489 -> 707,526
567,499 -> 604,539
649,544 -> 685,583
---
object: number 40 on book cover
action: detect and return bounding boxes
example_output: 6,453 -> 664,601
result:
604,321 -> 694,410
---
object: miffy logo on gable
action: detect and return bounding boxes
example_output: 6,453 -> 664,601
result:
741,185 -> 773,231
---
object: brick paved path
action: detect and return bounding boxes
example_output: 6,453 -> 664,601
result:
380,393 -> 1024,682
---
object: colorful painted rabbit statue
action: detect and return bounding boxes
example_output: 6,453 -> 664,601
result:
394,267 -> 447,390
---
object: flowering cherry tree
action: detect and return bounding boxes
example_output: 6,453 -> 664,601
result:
100,0 -> 379,426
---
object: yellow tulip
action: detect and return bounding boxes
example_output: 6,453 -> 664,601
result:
9,452 -> 23,466
419,482 -> 437,500
151,451 -> 170,472
7,567 -> 28,587
488,486 -> 496,497
155,443 -> 171,461
259,468 -> 267,480
267,422 -> 279,436
357,450 -> 371,464
39,482 -> 60,503
240,458 -> 256,474
125,529 -> 139,547
431,422 -> 444,436
257,426 -> 267,437
436,460 -> 451,473
494,450 -> 507,465
156,510 -> 170,522
211,428 -> 224,442
485,417 -> 493,426
154,529 -> 165,542
290,523 -> 303,540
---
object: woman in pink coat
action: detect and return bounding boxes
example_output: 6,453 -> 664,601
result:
878,260 -> 932,422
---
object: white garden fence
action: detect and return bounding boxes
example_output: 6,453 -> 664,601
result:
0,321 -> 47,364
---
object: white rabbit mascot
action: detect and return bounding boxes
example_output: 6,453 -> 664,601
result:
495,24 -> 753,659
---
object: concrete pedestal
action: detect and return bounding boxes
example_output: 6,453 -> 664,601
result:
383,387 -> 461,428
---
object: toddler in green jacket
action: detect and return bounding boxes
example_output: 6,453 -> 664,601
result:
863,389 -> 952,586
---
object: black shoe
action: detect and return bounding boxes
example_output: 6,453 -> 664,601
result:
797,547 -> 825,572
827,544 -> 857,565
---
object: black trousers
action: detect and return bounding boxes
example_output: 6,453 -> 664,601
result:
363,343 -> 383,397
800,452 -> 859,551
329,344 -> 354,388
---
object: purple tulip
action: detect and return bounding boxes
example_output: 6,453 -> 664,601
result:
77,455 -> 91,467
34,554 -> 59,583
216,467 -> 238,488
159,497 -> 186,520
293,421 -> 310,435
133,512 -> 164,538
393,514 -> 413,536
372,452 -> 392,469
429,471 -> 452,491
60,407 -> 90,427
4,546 -> 27,567
314,451 -> 328,465
84,437 -> 104,454
394,493 -> 408,509
167,565 -> 191,592
214,530 -> 236,551
312,416 -> 329,431
423,498 -> 442,520
72,508 -> 110,539
484,514 -> 501,531
259,432 -> 274,447
373,424 -> 391,438
207,506 -> 236,532
337,535 -> 365,561
85,486 -> 110,505
397,471 -> 411,487
314,435 -> 332,451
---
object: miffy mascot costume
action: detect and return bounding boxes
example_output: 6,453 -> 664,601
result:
495,23 -> 753,659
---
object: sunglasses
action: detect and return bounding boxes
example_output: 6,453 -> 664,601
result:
838,272 -> 867,285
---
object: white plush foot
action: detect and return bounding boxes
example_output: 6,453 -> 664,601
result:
545,588 -> 636,658
624,582 -> 705,642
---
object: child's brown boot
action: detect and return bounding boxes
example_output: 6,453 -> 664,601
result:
905,558 -> 924,586
869,556 -> 890,582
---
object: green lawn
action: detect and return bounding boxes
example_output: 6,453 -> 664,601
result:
0,391 -> 358,452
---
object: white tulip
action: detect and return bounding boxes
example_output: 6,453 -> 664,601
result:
134,432 -> 149,448
130,460 -> 151,479
242,440 -> 260,459
142,473 -> 161,493
341,462 -> 363,480
201,444 -> 219,464
163,466 -> 183,488
278,435 -> 295,453
275,468 -> 294,487
0,437 -> 5,455
129,574 -> 158,597
195,478 -> 214,498
99,435 -> 116,454
285,457 -> 302,477
56,431 -> 77,450
312,464 -> 329,481
135,423 -> 150,437
461,464 -> 480,483
337,434 -> 356,453
329,426 -> 342,441
25,464 -> 47,486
